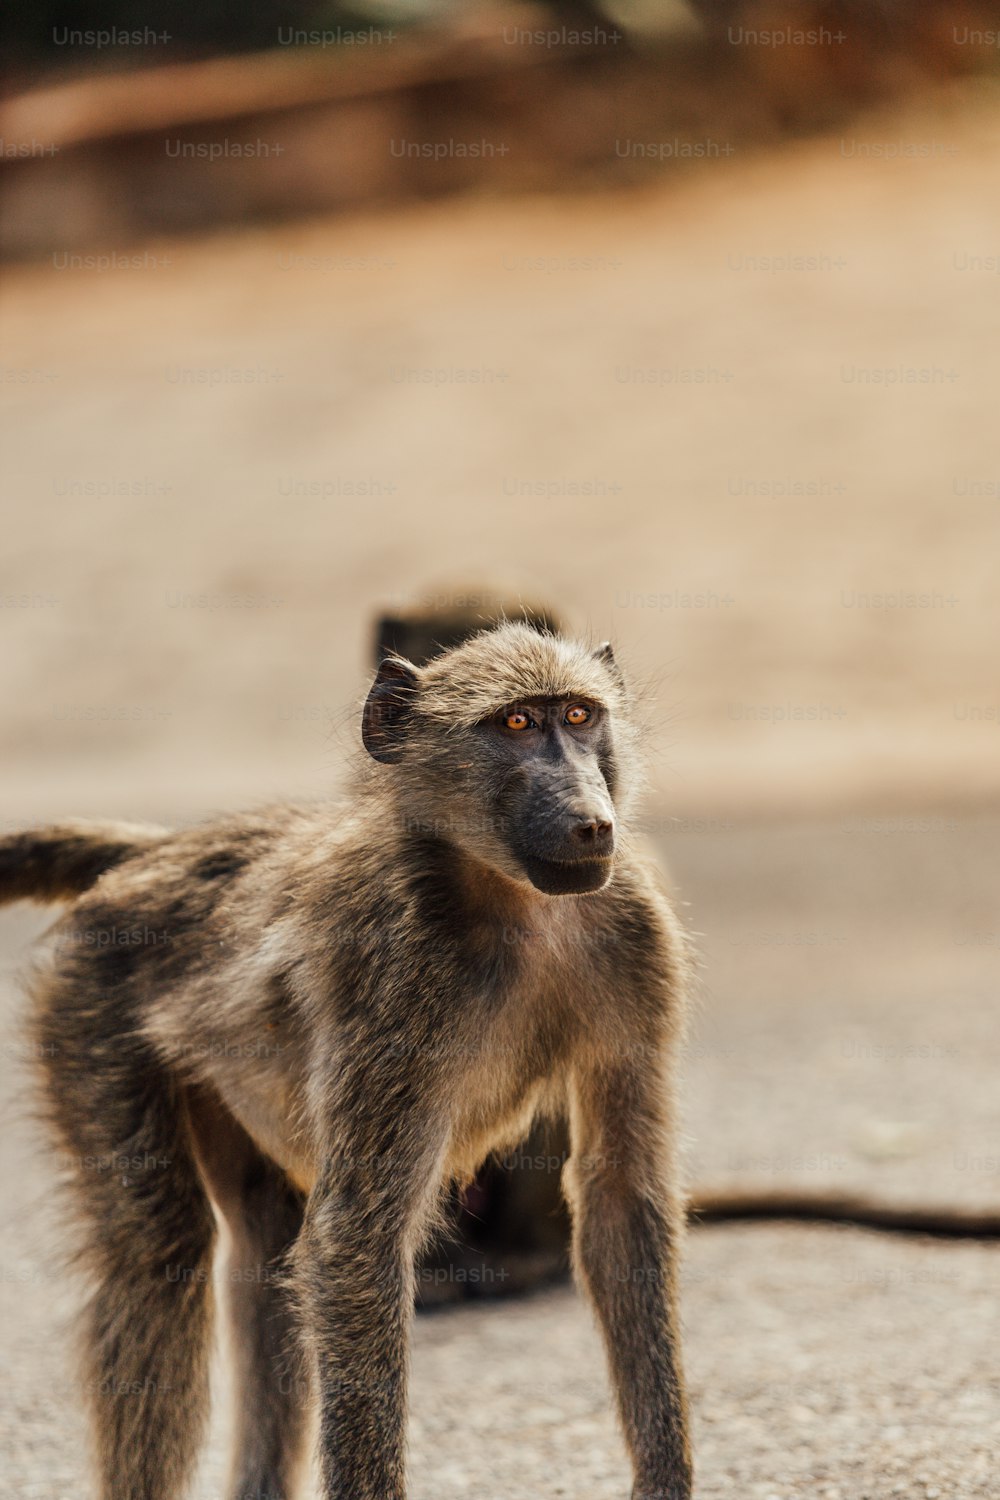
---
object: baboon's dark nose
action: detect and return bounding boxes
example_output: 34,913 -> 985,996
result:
571,816 -> 615,854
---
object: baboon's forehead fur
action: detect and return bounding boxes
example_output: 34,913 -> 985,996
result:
411,623 -> 626,731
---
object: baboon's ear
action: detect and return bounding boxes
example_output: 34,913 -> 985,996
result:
594,641 -> 624,687
362,658 -> 419,764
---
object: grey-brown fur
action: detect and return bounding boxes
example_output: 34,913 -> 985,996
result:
6,623 -> 693,1500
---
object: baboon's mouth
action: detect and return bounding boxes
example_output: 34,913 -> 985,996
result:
519,853 -> 613,896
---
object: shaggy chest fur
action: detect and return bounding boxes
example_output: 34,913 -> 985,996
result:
196,894 -> 613,1199
439,914 -> 583,1183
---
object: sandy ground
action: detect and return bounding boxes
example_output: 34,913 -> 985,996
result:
1,80 -> 999,1500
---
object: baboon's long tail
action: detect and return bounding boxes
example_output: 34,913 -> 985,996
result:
0,821 -> 166,905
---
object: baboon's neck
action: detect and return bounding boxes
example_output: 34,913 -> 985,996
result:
448,843 -> 542,924
403,833 -> 591,953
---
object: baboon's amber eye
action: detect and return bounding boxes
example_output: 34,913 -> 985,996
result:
565,705 -> 591,726
505,710 -> 533,731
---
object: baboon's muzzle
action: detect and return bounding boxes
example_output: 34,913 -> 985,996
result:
509,765 -> 616,896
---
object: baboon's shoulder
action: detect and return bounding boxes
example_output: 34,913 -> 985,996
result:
592,853 -> 692,1002
606,851 -> 683,934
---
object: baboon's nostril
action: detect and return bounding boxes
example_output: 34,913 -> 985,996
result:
572,817 -> 614,847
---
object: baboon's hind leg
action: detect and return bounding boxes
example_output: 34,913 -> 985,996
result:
37,1010 -> 216,1500
187,1087 -> 309,1500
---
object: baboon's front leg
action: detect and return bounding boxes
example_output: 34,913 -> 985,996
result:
566,1059 -> 692,1500
293,1121 -> 446,1500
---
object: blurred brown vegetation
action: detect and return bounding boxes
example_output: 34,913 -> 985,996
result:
3,1 -> 999,257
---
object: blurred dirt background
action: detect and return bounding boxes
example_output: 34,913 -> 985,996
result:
2,5 -> 999,1496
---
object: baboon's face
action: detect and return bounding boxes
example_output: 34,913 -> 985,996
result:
362,634 -> 623,897
469,697 -> 616,895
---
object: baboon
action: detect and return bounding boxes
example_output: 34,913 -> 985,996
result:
3,623 -> 693,1500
